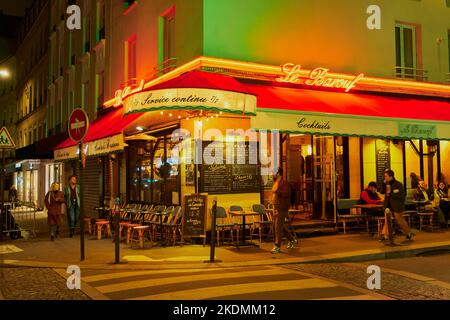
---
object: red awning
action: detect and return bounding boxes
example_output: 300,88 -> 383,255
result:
246,84 -> 450,122
149,70 -> 253,94
55,107 -> 142,150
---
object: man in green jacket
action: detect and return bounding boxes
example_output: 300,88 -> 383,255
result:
380,169 -> 413,241
64,175 -> 81,238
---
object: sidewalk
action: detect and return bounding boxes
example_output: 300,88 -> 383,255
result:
1,229 -> 449,270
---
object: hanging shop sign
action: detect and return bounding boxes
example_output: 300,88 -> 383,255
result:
276,63 -> 365,92
54,134 -> 127,161
122,88 -> 257,115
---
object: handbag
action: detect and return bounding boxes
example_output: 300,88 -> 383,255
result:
59,202 -> 67,215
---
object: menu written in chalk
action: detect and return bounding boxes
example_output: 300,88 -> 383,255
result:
375,139 -> 391,188
200,141 -> 260,194
183,194 -> 207,238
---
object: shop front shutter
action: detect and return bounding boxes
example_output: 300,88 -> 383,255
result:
75,158 -> 101,217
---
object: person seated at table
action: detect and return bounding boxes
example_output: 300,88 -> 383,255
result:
414,180 -> 431,202
360,182 -> 383,205
359,182 -> 383,216
434,181 -> 450,227
414,180 -> 436,212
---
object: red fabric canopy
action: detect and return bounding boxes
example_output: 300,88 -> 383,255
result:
246,84 -> 450,122
55,107 -> 141,150
149,70 -> 253,94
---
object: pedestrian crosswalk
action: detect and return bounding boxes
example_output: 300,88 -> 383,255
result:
79,266 -> 383,300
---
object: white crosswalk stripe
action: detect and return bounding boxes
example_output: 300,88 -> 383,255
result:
82,266 -> 381,300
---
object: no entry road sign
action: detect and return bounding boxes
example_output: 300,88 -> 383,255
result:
68,108 -> 89,143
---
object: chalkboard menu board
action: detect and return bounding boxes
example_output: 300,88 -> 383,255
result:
200,141 -> 260,194
375,139 -> 391,188
183,194 -> 207,239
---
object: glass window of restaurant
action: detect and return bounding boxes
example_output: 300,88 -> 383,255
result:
127,132 -> 180,205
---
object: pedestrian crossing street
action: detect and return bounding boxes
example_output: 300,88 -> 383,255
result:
78,265 -> 383,300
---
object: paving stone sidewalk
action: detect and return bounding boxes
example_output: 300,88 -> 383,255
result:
0,266 -> 90,300
283,263 -> 450,300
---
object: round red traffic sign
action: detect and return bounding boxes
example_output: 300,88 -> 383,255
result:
68,108 -> 89,143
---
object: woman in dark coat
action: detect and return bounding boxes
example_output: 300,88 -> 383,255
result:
44,182 -> 65,241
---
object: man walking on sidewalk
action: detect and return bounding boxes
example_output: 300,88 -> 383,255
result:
64,175 -> 81,238
271,167 -> 297,254
380,169 -> 414,242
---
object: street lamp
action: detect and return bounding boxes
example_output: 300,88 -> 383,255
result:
0,69 -> 10,79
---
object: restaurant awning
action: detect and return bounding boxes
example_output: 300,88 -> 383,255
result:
54,107 -> 142,161
16,132 -> 69,160
122,71 -> 257,116
248,84 -> 450,140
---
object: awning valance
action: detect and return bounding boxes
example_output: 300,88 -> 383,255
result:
54,107 -> 141,161
122,71 -> 257,116
248,84 -> 450,140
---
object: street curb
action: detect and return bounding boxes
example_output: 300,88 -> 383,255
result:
53,268 -> 110,300
2,240 -> 450,271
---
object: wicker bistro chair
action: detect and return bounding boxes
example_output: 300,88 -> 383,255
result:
162,206 -> 184,246
215,206 -> 236,246
250,204 -> 274,243
130,209 -> 152,249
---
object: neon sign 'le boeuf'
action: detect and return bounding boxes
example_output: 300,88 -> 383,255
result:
276,63 -> 364,92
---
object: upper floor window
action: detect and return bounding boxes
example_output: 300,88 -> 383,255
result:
159,6 -> 176,74
97,0 -> 105,41
126,35 -> 137,81
395,23 -> 425,81
84,15 -> 91,53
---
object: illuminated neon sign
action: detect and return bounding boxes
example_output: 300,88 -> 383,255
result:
112,79 -> 145,106
276,63 -> 364,92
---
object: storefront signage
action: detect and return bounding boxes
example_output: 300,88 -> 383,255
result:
276,63 -> 365,92
113,79 -> 145,107
375,139 -> 391,188
200,141 -> 260,194
123,88 -> 257,115
297,117 -> 331,131
183,194 -> 207,239
91,134 -> 126,156
398,123 -> 437,139
54,134 -> 126,161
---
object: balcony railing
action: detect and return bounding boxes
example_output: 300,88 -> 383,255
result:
393,66 -> 428,82
153,58 -> 177,78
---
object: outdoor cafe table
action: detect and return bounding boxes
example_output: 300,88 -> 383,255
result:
352,203 -> 384,212
351,204 -> 384,234
229,210 -> 264,247
412,200 -> 431,212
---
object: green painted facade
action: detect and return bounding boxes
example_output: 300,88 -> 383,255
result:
202,0 -> 450,83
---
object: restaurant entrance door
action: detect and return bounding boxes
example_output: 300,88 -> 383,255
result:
312,136 -> 337,221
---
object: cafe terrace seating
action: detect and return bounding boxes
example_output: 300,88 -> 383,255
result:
336,199 -> 369,234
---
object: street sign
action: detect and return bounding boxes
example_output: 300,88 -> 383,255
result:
68,108 -> 89,143
0,127 -> 15,149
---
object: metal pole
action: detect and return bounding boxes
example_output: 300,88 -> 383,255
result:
114,197 -> 120,264
0,149 -> 4,242
79,142 -> 85,261
209,199 -> 217,263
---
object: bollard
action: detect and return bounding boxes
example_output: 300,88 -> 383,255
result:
0,205 -> 3,242
114,197 -> 121,264
385,208 -> 395,245
206,198 -> 221,263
